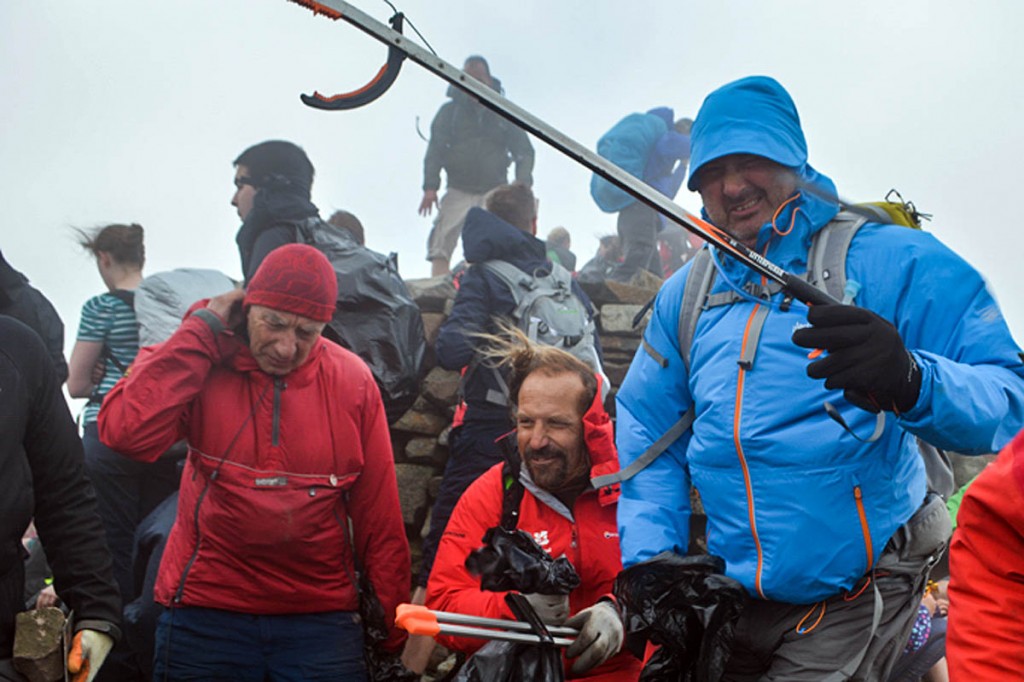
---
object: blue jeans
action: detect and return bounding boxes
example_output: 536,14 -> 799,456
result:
153,607 -> 367,681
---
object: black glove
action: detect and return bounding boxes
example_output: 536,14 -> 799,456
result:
791,304 -> 921,414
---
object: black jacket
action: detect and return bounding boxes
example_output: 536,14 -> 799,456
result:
422,83 -> 534,194
0,252 -> 67,382
235,191 -> 319,284
436,208 -> 597,429
0,316 -> 120,656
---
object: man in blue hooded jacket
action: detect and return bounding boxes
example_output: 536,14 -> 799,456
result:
615,76 -> 1024,680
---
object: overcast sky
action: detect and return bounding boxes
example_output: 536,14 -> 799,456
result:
3,0 -> 1023,387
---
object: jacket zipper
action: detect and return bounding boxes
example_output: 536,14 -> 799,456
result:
735,304 -> 766,598
173,468 -> 218,604
272,378 -> 285,447
853,485 -> 874,571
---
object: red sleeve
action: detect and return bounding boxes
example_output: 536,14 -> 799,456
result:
97,312 -> 223,461
348,372 -> 412,651
948,430 -> 1024,678
424,465 -> 514,654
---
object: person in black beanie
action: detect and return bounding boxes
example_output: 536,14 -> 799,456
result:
231,140 -> 319,284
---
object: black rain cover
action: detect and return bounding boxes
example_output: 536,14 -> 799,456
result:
297,219 -> 426,422
614,553 -> 747,682
465,526 -> 581,595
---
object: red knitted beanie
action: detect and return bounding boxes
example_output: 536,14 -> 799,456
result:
244,244 -> 337,322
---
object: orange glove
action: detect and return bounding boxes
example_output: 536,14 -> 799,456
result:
67,630 -> 113,682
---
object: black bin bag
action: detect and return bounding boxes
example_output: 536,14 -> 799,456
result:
614,553 -> 748,682
465,526 -> 581,594
296,218 -> 426,423
455,527 -> 582,681
453,595 -> 565,682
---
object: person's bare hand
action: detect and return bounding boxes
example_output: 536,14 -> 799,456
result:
36,585 -> 59,609
934,579 -> 949,616
922,591 -> 938,616
90,358 -> 105,385
206,288 -> 245,329
418,190 -> 438,217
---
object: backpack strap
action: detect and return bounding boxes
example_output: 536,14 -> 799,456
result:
590,406 -> 695,488
87,289 -> 136,405
498,437 -> 526,530
807,211 -> 867,303
677,248 -> 716,374
108,289 -> 135,308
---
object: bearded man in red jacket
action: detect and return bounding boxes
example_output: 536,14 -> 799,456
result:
426,338 -> 641,681
99,244 -> 409,681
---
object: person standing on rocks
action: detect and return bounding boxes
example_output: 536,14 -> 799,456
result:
418,56 -> 535,277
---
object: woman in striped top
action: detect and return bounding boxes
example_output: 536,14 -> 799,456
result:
68,224 -> 179,612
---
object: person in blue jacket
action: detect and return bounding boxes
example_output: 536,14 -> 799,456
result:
615,75 -> 1024,680
605,108 -> 691,281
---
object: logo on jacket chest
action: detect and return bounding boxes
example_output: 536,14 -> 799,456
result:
532,530 -> 550,549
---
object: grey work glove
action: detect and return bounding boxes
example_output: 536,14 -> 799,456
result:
68,629 -> 114,682
521,592 -> 571,625
564,600 -> 624,674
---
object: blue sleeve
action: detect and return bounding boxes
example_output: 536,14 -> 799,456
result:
644,132 -> 691,199
436,268 -> 505,371
851,228 -> 1024,453
615,275 -> 694,567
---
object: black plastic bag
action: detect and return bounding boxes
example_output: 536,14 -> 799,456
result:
356,571 -> 419,682
297,218 -> 426,423
465,526 -> 581,595
454,529 -> 581,681
614,553 -> 747,682
455,593 -> 565,682
453,639 -> 563,682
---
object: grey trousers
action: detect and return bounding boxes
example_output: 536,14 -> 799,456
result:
722,495 -> 952,682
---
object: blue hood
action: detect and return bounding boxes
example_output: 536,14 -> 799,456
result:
646,106 -> 675,128
688,76 -> 808,191
686,76 -> 840,254
462,206 -> 547,267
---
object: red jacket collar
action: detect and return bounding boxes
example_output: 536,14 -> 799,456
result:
583,375 -> 621,505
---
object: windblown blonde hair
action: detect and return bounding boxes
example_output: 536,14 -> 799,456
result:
474,322 -> 598,416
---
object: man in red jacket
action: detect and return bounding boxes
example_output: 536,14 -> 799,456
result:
947,427 -> 1024,678
426,338 -> 641,680
99,244 -> 410,681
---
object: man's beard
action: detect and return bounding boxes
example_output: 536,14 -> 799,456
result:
524,444 -> 568,491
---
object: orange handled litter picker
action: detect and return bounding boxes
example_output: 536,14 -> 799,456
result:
395,604 -> 578,647
285,0 -> 842,308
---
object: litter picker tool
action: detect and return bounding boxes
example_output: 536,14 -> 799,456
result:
286,0 -> 842,307
395,603 -> 578,647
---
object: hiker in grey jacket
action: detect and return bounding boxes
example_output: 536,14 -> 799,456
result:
418,56 -> 534,277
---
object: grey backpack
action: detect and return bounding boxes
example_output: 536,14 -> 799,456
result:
480,259 -> 608,402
